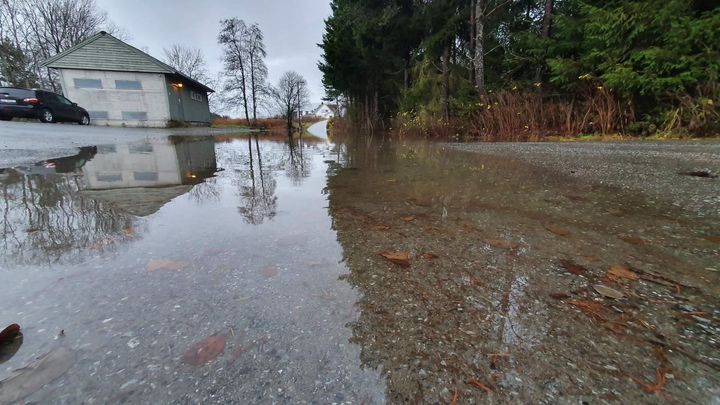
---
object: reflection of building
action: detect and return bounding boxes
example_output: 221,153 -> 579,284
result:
79,137 -> 217,216
82,137 -> 216,190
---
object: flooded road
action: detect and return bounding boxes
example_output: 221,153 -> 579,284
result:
1,132 -> 719,403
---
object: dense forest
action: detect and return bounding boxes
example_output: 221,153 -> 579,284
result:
320,0 -> 720,138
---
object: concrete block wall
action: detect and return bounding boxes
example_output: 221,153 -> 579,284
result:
59,69 -> 171,127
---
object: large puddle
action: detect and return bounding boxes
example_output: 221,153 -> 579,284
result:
1,132 -> 719,403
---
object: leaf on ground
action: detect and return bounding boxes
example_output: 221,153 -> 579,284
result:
183,335 -> 226,366
0,347 -> 75,404
549,292 -> 570,300
380,251 -> 411,267
146,259 -> 190,273
372,224 -> 392,231
546,227 -> 570,236
594,284 -> 624,299
468,379 -> 492,394
621,236 -> 645,245
607,265 -> 638,282
568,299 -> 608,321
703,236 -> 720,244
484,239 -> 520,250
260,266 -> 279,279
421,253 -> 438,260
0,324 -> 22,364
559,259 -> 588,276
401,216 -> 416,222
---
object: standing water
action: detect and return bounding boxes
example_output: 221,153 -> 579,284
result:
1,126 -> 719,403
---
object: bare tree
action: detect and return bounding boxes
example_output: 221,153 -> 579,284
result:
219,18 -> 251,122
162,44 -> 208,82
0,0 -> 120,91
245,23 -> 267,126
271,71 -> 310,135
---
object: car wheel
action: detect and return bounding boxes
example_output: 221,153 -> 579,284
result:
79,114 -> 90,126
39,109 -> 54,123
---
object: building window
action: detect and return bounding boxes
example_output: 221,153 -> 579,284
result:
133,171 -> 159,181
74,78 -> 103,89
96,173 -> 122,182
88,111 -> 109,119
128,142 -> 153,154
122,111 -> 148,120
190,91 -> 203,102
97,144 -> 116,154
115,80 -> 142,90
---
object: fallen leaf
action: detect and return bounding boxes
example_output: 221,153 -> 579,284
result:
146,259 -> 190,273
549,292 -> 570,300
634,367 -> 670,394
183,335 -> 226,366
703,236 -> 720,244
372,224 -> 391,231
621,236 -> 645,245
0,324 -> 22,364
594,284 -> 624,299
421,253 -> 438,260
401,216 -> 416,222
468,379 -> 492,394
380,251 -> 411,267
0,324 -> 20,344
559,259 -> 588,276
546,227 -> 570,236
484,239 -> 520,250
0,347 -> 75,404
568,299 -> 607,321
260,266 -> 278,279
607,265 -> 638,282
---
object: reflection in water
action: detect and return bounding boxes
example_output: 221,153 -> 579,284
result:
325,137 -> 720,403
0,137 -> 218,265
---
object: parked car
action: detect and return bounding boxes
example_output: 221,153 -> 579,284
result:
0,87 -> 90,125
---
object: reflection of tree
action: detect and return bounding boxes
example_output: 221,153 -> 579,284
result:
232,135 -> 278,225
284,139 -> 313,186
188,178 -> 221,205
1,170 -> 140,266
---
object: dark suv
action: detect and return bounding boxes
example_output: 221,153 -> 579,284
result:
0,87 -> 90,125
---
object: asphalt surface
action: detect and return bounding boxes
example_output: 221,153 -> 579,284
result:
0,121 -> 242,167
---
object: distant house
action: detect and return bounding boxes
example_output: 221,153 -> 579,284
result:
314,102 -> 338,119
42,31 -> 214,127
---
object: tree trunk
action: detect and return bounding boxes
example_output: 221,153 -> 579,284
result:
541,0 -> 554,39
441,44 -> 450,121
249,53 -> 257,126
469,0 -> 476,86
474,0 -> 486,97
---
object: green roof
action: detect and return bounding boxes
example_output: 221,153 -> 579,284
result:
42,32 -> 214,93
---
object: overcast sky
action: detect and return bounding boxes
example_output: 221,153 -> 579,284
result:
96,0 -> 332,115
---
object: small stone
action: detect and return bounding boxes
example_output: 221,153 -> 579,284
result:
127,337 -> 140,349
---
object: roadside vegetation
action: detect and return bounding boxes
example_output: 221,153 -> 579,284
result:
320,0 -> 720,140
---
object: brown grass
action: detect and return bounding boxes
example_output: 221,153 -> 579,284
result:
212,116 -> 324,131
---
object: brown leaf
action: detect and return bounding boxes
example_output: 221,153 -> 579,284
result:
704,236 -> 720,244
549,292 -> 570,300
607,265 -> 638,282
484,239 -> 520,250
146,259 -> 190,273
621,236 -> 645,245
546,227 -> 570,236
372,224 -> 392,231
559,259 -> 588,276
380,251 -> 411,267
421,253 -> 438,260
401,216 -> 416,222
594,284 -> 625,299
183,335 -> 226,366
0,324 -> 20,344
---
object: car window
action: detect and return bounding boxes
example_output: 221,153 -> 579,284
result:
0,88 -> 33,99
57,95 -> 73,105
39,92 -> 59,103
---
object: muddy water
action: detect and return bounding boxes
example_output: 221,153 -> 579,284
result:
0,134 -> 719,403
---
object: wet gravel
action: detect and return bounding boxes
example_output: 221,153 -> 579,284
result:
446,141 -> 720,217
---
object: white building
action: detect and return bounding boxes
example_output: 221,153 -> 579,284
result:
314,103 -> 338,119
